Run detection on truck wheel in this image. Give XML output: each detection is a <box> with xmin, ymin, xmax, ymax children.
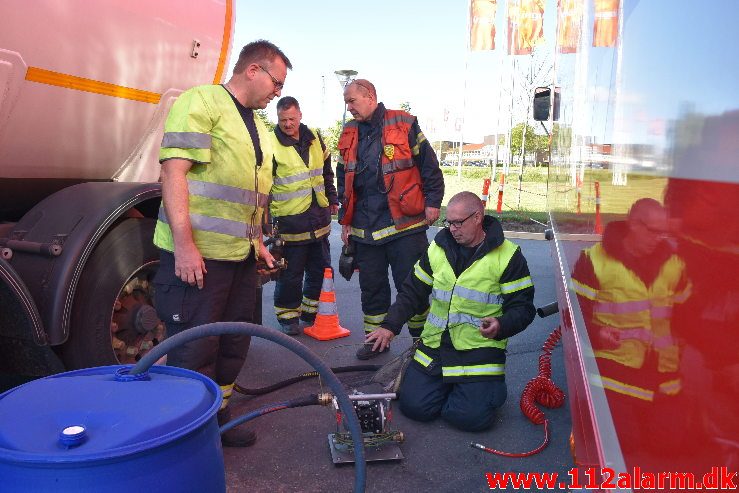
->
<box><xmin>61</xmin><ymin>217</ymin><xmax>163</xmax><ymax>369</ymax></box>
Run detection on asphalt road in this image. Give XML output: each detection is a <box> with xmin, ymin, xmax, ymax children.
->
<box><xmin>223</xmin><ymin>222</ymin><xmax>573</xmax><ymax>492</ymax></box>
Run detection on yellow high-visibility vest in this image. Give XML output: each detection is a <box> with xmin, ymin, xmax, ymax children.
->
<box><xmin>154</xmin><ymin>85</ymin><xmax>272</xmax><ymax>261</ymax></box>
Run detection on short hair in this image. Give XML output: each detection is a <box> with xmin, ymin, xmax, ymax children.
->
<box><xmin>347</xmin><ymin>79</ymin><xmax>377</xmax><ymax>100</ymax></box>
<box><xmin>233</xmin><ymin>39</ymin><xmax>292</xmax><ymax>74</ymax></box>
<box><xmin>448</xmin><ymin>191</ymin><xmax>484</xmax><ymax>215</ymax></box>
<box><xmin>276</xmin><ymin>96</ymin><xmax>300</xmax><ymax>112</ymax></box>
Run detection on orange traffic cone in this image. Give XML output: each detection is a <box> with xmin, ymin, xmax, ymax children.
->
<box><xmin>304</xmin><ymin>268</ymin><xmax>351</xmax><ymax>341</ymax></box>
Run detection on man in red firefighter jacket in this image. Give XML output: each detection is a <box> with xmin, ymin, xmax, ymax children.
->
<box><xmin>337</xmin><ymin>79</ymin><xmax>444</xmax><ymax>359</ymax></box>
<box><xmin>572</xmin><ymin>198</ymin><xmax>689</xmax><ymax>466</ymax></box>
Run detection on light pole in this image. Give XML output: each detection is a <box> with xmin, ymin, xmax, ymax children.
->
<box><xmin>334</xmin><ymin>69</ymin><xmax>358</xmax><ymax>128</ymax></box>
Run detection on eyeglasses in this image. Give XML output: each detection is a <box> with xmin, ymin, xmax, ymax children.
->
<box><xmin>258</xmin><ymin>65</ymin><xmax>284</xmax><ymax>90</ymax></box>
<box><xmin>443</xmin><ymin>211</ymin><xmax>476</xmax><ymax>229</ymax></box>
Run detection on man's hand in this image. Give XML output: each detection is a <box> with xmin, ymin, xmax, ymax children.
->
<box><xmin>425</xmin><ymin>206</ymin><xmax>440</xmax><ymax>226</ymax></box>
<box><xmin>341</xmin><ymin>223</ymin><xmax>351</xmax><ymax>245</ymax></box>
<box><xmin>257</xmin><ymin>243</ymin><xmax>275</xmax><ymax>269</ymax></box>
<box><xmin>366</xmin><ymin>327</ymin><xmax>395</xmax><ymax>352</ymax></box>
<box><xmin>174</xmin><ymin>242</ymin><xmax>207</xmax><ymax>289</ymax></box>
<box><xmin>479</xmin><ymin>317</ymin><xmax>500</xmax><ymax>339</ymax></box>
<box><xmin>330</xmin><ymin>203</ymin><xmax>340</xmax><ymax>215</ymax></box>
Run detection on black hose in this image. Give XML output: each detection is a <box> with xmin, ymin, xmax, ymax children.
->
<box><xmin>131</xmin><ymin>322</ymin><xmax>366</xmax><ymax>493</ymax></box>
<box><xmin>220</xmin><ymin>394</ymin><xmax>320</xmax><ymax>434</ymax></box>
<box><xmin>234</xmin><ymin>364</ymin><xmax>382</xmax><ymax>395</ymax></box>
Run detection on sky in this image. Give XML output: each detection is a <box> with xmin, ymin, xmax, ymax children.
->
<box><xmin>225</xmin><ymin>0</ymin><xmax>739</xmax><ymax>150</ymax></box>
<box><xmin>226</xmin><ymin>0</ymin><xmax>508</xmax><ymax>142</ymax></box>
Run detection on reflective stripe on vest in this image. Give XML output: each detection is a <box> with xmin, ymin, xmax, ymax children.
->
<box><xmin>601</xmin><ymin>376</ymin><xmax>655</xmax><ymax>402</ymax></box>
<box><xmin>421</xmin><ymin>239</ymin><xmax>523</xmax><ymax>352</ymax></box>
<box><xmin>155</xmin><ymin>84</ymin><xmax>272</xmax><ymax>260</ymax></box>
<box><xmin>413</xmin><ymin>348</ymin><xmax>433</xmax><ymax>367</ymax></box>
<box><xmin>157</xmin><ymin>208</ymin><xmax>261</xmax><ymax>239</ymax></box>
<box><xmin>280</xmin><ymin>224</ymin><xmax>331</xmax><ymax>242</ymax></box>
<box><xmin>442</xmin><ymin>363</ymin><xmax>505</xmax><ymax>378</ymax></box>
<box><xmin>270</xmin><ymin>128</ymin><xmax>329</xmax><ymax>217</ymax></box>
<box><xmin>161</xmin><ymin>132</ymin><xmax>212</xmax><ymax>150</ymax></box>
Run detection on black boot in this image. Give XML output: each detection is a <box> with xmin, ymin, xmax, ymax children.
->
<box><xmin>217</xmin><ymin>407</ymin><xmax>257</xmax><ymax>447</ymax></box>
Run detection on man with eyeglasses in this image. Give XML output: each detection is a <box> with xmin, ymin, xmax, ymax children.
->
<box><xmin>337</xmin><ymin>79</ymin><xmax>444</xmax><ymax>360</ymax></box>
<box><xmin>268</xmin><ymin>96</ymin><xmax>339</xmax><ymax>335</ymax></box>
<box><xmin>364</xmin><ymin>191</ymin><xmax>535</xmax><ymax>431</ymax></box>
<box><xmin>571</xmin><ymin>198</ymin><xmax>687</xmax><ymax>459</ymax></box>
<box><xmin>153</xmin><ymin>40</ymin><xmax>291</xmax><ymax>448</ymax></box>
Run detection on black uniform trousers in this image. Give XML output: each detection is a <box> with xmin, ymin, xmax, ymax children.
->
<box><xmin>398</xmin><ymin>362</ymin><xmax>507</xmax><ymax>432</ymax></box>
<box><xmin>273</xmin><ymin>237</ymin><xmax>331</xmax><ymax>326</ymax></box>
<box><xmin>154</xmin><ymin>249</ymin><xmax>257</xmax><ymax>386</ymax></box>
<box><xmin>354</xmin><ymin>232</ymin><xmax>429</xmax><ymax>336</ymax></box>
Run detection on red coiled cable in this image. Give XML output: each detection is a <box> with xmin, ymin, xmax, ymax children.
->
<box><xmin>471</xmin><ymin>326</ymin><xmax>565</xmax><ymax>458</ymax></box>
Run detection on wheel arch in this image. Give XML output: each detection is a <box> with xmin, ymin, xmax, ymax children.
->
<box><xmin>4</xmin><ymin>182</ymin><xmax>162</xmax><ymax>347</ymax></box>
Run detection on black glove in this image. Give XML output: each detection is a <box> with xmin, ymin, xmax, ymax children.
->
<box><xmin>338</xmin><ymin>241</ymin><xmax>356</xmax><ymax>281</ymax></box>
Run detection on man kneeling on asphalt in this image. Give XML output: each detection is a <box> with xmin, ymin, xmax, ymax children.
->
<box><xmin>365</xmin><ymin>191</ymin><xmax>536</xmax><ymax>431</ymax></box>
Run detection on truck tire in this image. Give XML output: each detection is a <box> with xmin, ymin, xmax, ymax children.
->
<box><xmin>61</xmin><ymin>217</ymin><xmax>163</xmax><ymax>369</ymax></box>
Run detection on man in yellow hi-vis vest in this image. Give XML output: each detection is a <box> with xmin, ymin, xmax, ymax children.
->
<box><xmin>366</xmin><ymin>192</ymin><xmax>536</xmax><ymax>431</ymax></box>
<box><xmin>572</xmin><ymin>198</ymin><xmax>688</xmax><ymax>464</ymax></box>
<box><xmin>269</xmin><ymin>96</ymin><xmax>338</xmax><ymax>335</ymax></box>
<box><xmin>152</xmin><ymin>40</ymin><xmax>292</xmax><ymax>448</ymax></box>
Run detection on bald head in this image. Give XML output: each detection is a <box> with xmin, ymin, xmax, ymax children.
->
<box><xmin>445</xmin><ymin>191</ymin><xmax>485</xmax><ymax>247</ymax></box>
<box><xmin>346</xmin><ymin>79</ymin><xmax>377</xmax><ymax>100</ymax></box>
<box><xmin>628</xmin><ymin>198</ymin><xmax>665</xmax><ymax>224</ymax></box>
<box><xmin>625</xmin><ymin>198</ymin><xmax>669</xmax><ymax>256</ymax></box>
<box><xmin>344</xmin><ymin>79</ymin><xmax>378</xmax><ymax>122</ymax></box>
<box><xmin>448</xmin><ymin>191</ymin><xmax>484</xmax><ymax>216</ymax></box>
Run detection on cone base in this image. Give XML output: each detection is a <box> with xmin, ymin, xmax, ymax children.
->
<box><xmin>304</xmin><ymin>324</ymin><xmax>351</xmax><ymax>341</ymax></box>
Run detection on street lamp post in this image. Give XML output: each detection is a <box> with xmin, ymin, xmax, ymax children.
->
<box><xmin>334</xmin><ymin>69</ymin><xmax>358</xmax><ymax>128</ymax></box>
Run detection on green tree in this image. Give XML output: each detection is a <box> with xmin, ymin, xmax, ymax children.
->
<box><xmin>322</xmin><ymin>119</ymin><xmax>345</xmax><ymax>157</ymax></box>
<box><xmin>400</xmin><ymin>101</ymin><xmax>412</xmax><ymax>113</ymax></box>
<box><xmin>255</xmin><ymin>109</ymin><xmax>275</xmax><ymax>131</ymax></box>
<box><xmin>510</xmin><ymin>122</ymin><xmax>548</xmax><ymax>162</ymax></box>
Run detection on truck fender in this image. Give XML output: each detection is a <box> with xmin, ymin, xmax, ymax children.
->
<box><xmin>4</xmin><ymin>181</ymin><xmax>161</xmax><ymax>346</ymax></box>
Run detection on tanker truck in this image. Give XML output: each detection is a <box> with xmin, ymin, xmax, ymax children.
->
<box><xmin>0</xmin><ymin>0</ymin><xmax>235</xmax><ymax>379</ymax></box>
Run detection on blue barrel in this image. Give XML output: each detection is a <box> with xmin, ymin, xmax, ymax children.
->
<box><xmin>0</xmin><ymin>365</ymin><xmax>225</xmax><ymax>492</ymax></box>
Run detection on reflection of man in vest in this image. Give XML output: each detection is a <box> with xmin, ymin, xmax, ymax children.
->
<box><xmin>337</xmin><ymin>79</ymin><xmax>444</xmax><ymax>360</ymax></box>
<box><xmin>366</xmin><ymin>192</ymin><xmax>535</xmax><ymax>431</ymax></box>
<box><xmin>269</xmin><ymin>97</ymin><xmax>338</xmax><ymax>335</ymax></box>
<box><xmin>572</xmin><ymin>198</ymin><xmax>689</xmax><ymax>464</ymax></box>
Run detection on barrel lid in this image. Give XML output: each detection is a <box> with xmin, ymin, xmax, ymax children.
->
<box><xmin>0</xmin><ymin>365</ymin><xmax>220</xmax><ymax>463</ymax></box>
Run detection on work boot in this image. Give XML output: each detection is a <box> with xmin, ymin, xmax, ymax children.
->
<box><xmin>217</xmin><ymin>407</ymin><xmax>257</xmax><ymax>448</ymax></box>
<box><xmin>278</xmin><ymin>321</ymin><xmax>300</xmax><ymax>336</ymax></box>
<box><xmin>356</xmin><ymin>343</ymin><xmax>389</xmax><ymax>360</ymax></box>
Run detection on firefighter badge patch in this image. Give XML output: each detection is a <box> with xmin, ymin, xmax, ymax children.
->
<box><xmin>383</xmin><ymin>145</ymin><xmax>394</xmax><ymax>160</ymax></box>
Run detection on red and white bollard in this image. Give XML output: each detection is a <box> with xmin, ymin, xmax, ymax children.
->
<box><xmin>594</xmin><ymin>181</ymin><xmax>603</xmax><ymax>234</ymax></box>
<box><xmin>481</xmin><ymin>178</ymin><xmax>491</xmax><ymax>208</ymax></box>
<box><xmin>496</xmin><ymin>173</ymin><xmax>505</xmax><ymax>214</ymax></box>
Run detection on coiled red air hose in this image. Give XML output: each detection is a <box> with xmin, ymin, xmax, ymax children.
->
<box><xmin>471</xmin><ymin>326</ymin><xmax>565</xmax><ymax>457</ymax></box>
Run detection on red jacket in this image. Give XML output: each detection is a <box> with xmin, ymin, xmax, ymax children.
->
<box><xmin>338</xmin><ymin>109</ymin><xmax>426</xmax><ymax>230</ymax></box>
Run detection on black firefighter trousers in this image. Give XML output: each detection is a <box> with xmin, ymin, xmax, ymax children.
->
<box><xmin>153</xmin><ymin>250</ymin><xmax>256</xmax><ymax>386</ymax></box>
<box><xmin>354</xmin><ymin>231</ymin><xmax>429</xmax><ymax>337</ymax></box>
<box><xmin>273</xmin><ymin>237</ymin><xmax>331</xmax><ymax>327</ymax></box>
